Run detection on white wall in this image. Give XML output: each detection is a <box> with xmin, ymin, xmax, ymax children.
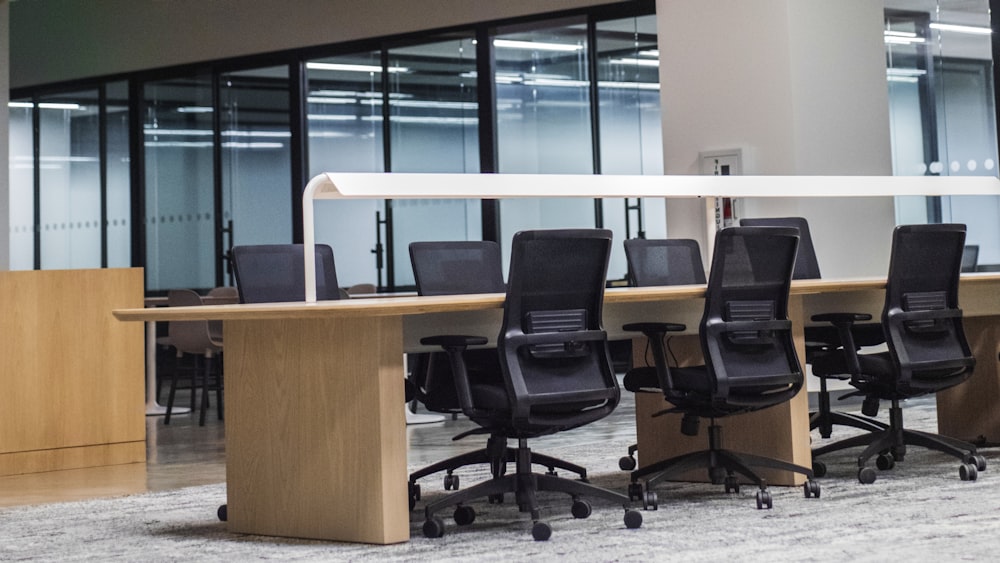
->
<box><xmin>657</xmin><ymin>0</ymin><xmax>896</xmax><ymax>278</ymax></box>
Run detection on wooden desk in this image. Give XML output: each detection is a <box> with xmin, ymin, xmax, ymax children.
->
<box><xmin>111</xmin><ymin>274</ymin><xmax>1000</xmax><ymax>544</ymax></box>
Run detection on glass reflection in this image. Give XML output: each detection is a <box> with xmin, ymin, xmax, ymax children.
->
<box><xmin>9</xmin><ymin>99</ymin><xmax>35</xmax><ymax>270</ymax></box>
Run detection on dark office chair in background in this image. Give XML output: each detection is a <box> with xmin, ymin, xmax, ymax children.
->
<box><xmin>740</xmin><ymin>216</ymin><xmax>886</xmax><ymax>440</ymax></box>
<box><xmin>408</xmin><ymin>241</ymin><xmax>594</xmax><ymax>507</ymax></box>
<box><xmin>618</xmin><ymin>238</ymin><xmax>706</xmax><ymax>471</ymax></box>
<box><xmin>419</xmin><ymin>229</ymin><xmax>643</xmax><ymax>540</ymax></box>
<box><xmin>230</xmin><ymin>243</ymin><xmax>342</xmax><ymax>303</ymax></box>
<box><xmin>810</xmin><ymin>224</ymin><xmax>985</xmax><ymax>484</ymax></box>
<box><xmin>962</xmin><ymin>244</ymin><xmax>980</xmax><ymax>273</ymax></box>
<box><xmin>623</xmin><ymin>226</ymin><xmax>820</xmax><ymax>509</ymax></box>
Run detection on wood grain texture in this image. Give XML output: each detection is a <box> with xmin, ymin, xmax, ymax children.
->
<box><xmin>0</xmin><ymin>268</ymin><xmax>145</xmax><ymax>476</ymax></box>
<box><xmin>224</xmin><ymin>316</ymin><xmax>408</xmax><ymax>544</ymax></box>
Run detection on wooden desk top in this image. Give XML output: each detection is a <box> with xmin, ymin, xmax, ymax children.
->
<box><xmin>113</xmin><ymin>273</ymin><xmax>1000</xmax><ymax>323</ymax></box>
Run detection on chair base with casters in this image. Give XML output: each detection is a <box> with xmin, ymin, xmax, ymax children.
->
<box><xmin>809</xmin><ymin>375</ymin><xmax>887</xmax><ymax>439</ymax></box>
<box><xmin>421</xmin><ymin>437</ymin><xmax>643</xmax><ymax>540</ymax></box>
<box><xmin>408</xmin><ymin>434</ymin><xmax>588</xmax><ymax>512</ymax></box>
<box><xmin>628</xmin><ymin>418</ymin><xmax>820</xmax><ymax>510</ymax></box>
<box><xmin>811</xmin><ymin>398</ymin><xmax>986</xmax><ymax>484</ymax></box>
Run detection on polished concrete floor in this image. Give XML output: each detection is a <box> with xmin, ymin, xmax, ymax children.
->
<box><xmin>0</xmin><ymin>384</ymin><xmax>639</xmax><ymax>509</ymax></box>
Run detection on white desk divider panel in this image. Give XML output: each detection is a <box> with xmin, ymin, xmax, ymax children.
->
<box><xmin>301</xmin><ymin>172</ymin><xmax>1000</xmax><ymax>301</ymax></box>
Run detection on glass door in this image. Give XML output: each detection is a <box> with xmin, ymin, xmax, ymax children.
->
<box><xmin>143</xmin><ymin>74</ymin><xmax>217</xmax><ymax>291</ymax></box>
<box><xmin>595</xmin><ymin>14</ymin><xmax>665</xmax><ymax>282</ymax></box>
<box><xmin>220</xmin><ymin>65</ymin><xmax>294</xmax><ymax>285</ymax></box>
<box><xmin>387</xmin><ymin>34</ymin><xmax>480</xmax><ymax>289</ymax></box>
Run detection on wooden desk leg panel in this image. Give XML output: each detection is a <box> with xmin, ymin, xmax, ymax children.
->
<box><xmin>224</xmin><ymin>317</ymin><xmax>408</xmax><ymax>544</ymax></box>
<box><xmin>937</xmin><ymin>316</ymin><xmax>1000</xmax><ymax>445</ymax></box>
<box><xmin>632</xmin><ymin>297</ymin><xmax>810</xmax><ymax>487</ymax></box>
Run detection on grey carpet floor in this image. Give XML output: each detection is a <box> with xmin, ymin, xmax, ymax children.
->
<box><xmin>3</xmin><ymin>398</ymin><xmax>998</xmax><ymax>562</ymax></box>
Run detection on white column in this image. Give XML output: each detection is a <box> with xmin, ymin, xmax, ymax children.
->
<box><xmin>657</xmin><ymin>0</ymin><xmax>895</xmax><ymax>277</ymax></box>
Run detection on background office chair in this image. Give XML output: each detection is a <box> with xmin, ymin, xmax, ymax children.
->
<box><xmin>810</xmin><ymin>224</ymin><xmax>985</xmax><ymax>484</ymax></box>
<box><xmin>164</xmin><ymin>289</ymin><xmax>224</xmax><ymax>426</ymax></box>
<box><xmin>419</xmin><ymin>229</ymin><xmax>643</xmax><ymax>540</ymax></box>
<box><xmin>623</xmin><ymin>226</ymin><xmax>820</xmax><ymax>509</ymax></box>
<box><xmin>740</xmin><ymin>216</ymin><xmax>885</xmax><ymax>439</ymax></box>
<box><xmin>962</xmin><ymin>244</ymin><xmax>980</xmax><ymax>273</ymax></box>
<box><xmin>618</xmin><ymin>238</ymin><xmax>706</xmax><ymax>471</ymax></box>
<box><xmin>230</xmin><ymin>243</ymin><xmax>342</xmax><ymax>303</ymax></box>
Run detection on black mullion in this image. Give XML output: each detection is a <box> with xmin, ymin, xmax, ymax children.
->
<box><xmin>290</xmin><ymin>61</ymin><xmax>307</xmax><ymax>244</ymax></box>
<box><xmin>32</xmin><ymin>96</ymin><xmax>41</xmax><ymax>270</ymax></box>
<box><xmin>128</xmin><ymin>79</ymin><xmax>145</xmax><ymax>272</ymax></box>
<box><xmin>99</xmin><ymin>84</ymin><xmax>108</xmax><ymax>268</ymax></box>
<box><xmin>587</xmin><ymin>16</ymin><xmax>603</xmax><ymax>228</ymax></box>
<box><xmin>212</xmin><ymin>72</ymin><xmax>225</xmax><ymax>287</ymax></box>
<box><xmin>381</xmin><ymin>48</ymin><xmax>395</xmax><ymax>291</ymax></box>
<box><xmin>476</xmin><ymin>25</ymin><xmax>500</xmax><ymax>243</ymax></box>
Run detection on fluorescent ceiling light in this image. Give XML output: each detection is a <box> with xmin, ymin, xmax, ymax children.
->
<box><xmin>884</xmin><ymin>30</ymin><xmax>925</xmax><ymax>45</ymax></box>
<box><xmin>306</xmin><ymin>96</ymin><xmax>357</xmax><ymax>105</ymax></box>
<box><xmin>176</xmin><ymin>106</ymin><xmax>213</xmax><ymax>113</ymax></box>
<box><xmin>608</xmin><ymin>57</ymin><xmax>659</xmax><ymax>67</ymax></box>
<box><xmin>493</xmin><ymin>39</ymin><xmax>583</xmax><ymax>52</ymax></box>
<box><xmin>638</xmin><ymin>49</ymin><xmax>659</xmax><ymax>58</ymax></box>
<box><xmin>8</xmin><ymin>101</ymin><xmax>83</xmax><ymax>110</ymax></box>
<box><xmin>307</xmin><ymin>114</ymin><xmax>359</xmax><ymax>121</ymax></box>
<box><xmin>306</xmin><ymin>62</ymin><xmax>409</xmax><ymax>73</ymax></box>
<box><xmin>929</xmin><ymin>22</ymin><xmax>992</xmax><ymax>35</ymax></box>
<box><xmin>597</xmin><ymin>80</ymin><xmax>660</xmax><ymax>91</ymax></box>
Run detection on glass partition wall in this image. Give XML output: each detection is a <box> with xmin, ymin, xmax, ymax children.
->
<box><xmin>885</xmin><ymin>0</ymin><xmax>1000</xmax><ymax>269</ymax></box>
<box><xmin>12</xmin><ymin>1</ymin><xmax>1000</xmax><ymax>288</ymax></box>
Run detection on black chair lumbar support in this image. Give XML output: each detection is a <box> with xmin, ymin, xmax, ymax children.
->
<box><xmin>406</xmin><ymin>241</ymin><xmax>592</xmax><ymax>512</ymax></box>
<box><xmin>419</xmin><ymin>229</ymin><xmax>644</xmax><ymax>540</ymax></box>
<box><xmin>810</xmin><ymin>223</ymin><xmax>985</xmax><ymax>484</ymax></box>
<box><xmin>740</xmin><ymin>216</ymin><xmax>887</xmax><ymax>441</ymax></box>
<box><xmin>618</xmin><ymin>237</ymin><xmax>706</xmax><ymax>472</ymax></box>
<box><xmin>622</xmin><ymin>226</ymin><xmax>820</xmax><ymax>510</ymax></box>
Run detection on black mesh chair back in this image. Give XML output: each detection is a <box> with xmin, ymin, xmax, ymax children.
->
<box><xmin>499</xmin><ymin>229</ymin><xmax>619</xmax><ymax>430</ymax></box>
<box><xmin>739</xmin><ymin>216</ymin><xmax>820</xmax><ymax>280</ymax></box>
<box><xmin>410</xmin><ymin>241</ymin><xmax>505</xmax><ymax>296</ymax></box>
<box><xmin>962</xmin><ymin>244</ymin><xmax>980</xmax><ymax>273</ymax></box>
<box><xmin>624</xmin><ymin>238</ymin><xmax>706</xmax><ymax>287</ymax></box>
<box><xmin>699</xmin><ymin>226</ymin><xmax>803</xmax><ymax>409</ymax></box>
<box><xmin>882</xmin><ymin>224</ymin><xmax>975</xmax><ymax>395</ymax></box>
<box><xmin>231</xmin><ymin>244</ymin><xmax>341</xmax><ymax>303</ymax></box>
<box><xmin>408</xmin><ymin>241</ymin><xmax>505</xmax><ymax>413</ymax></box>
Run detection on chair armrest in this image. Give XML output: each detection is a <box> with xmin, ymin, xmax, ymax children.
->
<box><xmin>419</xmin><ymin>334</ymin><xmax>489</xmax><ymax>418</ymax></box>
<box><xmin>811</xmin><ymin>312</ymin><xmax>872</xmax><ymax>325</ymax></box>
<box><xmin>622</xmin><ymin>322</ymin><xmax>686</xmax><ymax>334</ymax></box>
<box><xmin>420</xmin><ymin>335</ymin><xmax>489</xmax><ymax>347</ymax></box>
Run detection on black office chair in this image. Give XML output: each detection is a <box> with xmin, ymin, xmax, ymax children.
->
<box><xmin>419</xmin><ymin>229</ymin><xmax>643</xmax><ymax>540</ymax></box>
<box><xmin>810</xmin><ymin>224</ymin><xmax>985</xmax><ymax>484</ymax></box>
<box><xmin>623</xmin><ymin>226</ymin><xmax>820</xmax><ymax>509</ymax></box>
<box><xmin>618</xmin><ymin>238</ymin><xmax>706</xmax><ymax>471</ymax></box>
<box><xmin>406</xmin><ymin>241</ymin><xmax>593</xmax><ymax>509</ymax></box>
<box><xmin>230</xmin><ymin>243</ymin><xmax>342</xmax><ymax>303</ymax></box>
<box><xmin>740</xmin><ymin>216</ymin><xmax>886</xmax><ymax>439</ymax></box>
<box><xmin>962</xmin><ymin>244</ymin><xmax>980</xmax><ymax>273</ymax></box>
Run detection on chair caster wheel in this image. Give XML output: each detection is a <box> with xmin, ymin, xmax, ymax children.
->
<box><xmin>217</xmin><ymin>504</ymin><xmax>227</xmax><ymax>522</ymax></box>
<box><xmin>531</xmin><ymin>521</ymin><xmax>552</xmax><ymax>541</ymax></box>
<box><xmin>642</xmin><ymin>491</ymin><xmax>658</xmax><ymax>510</ymax></box>
<box><xmin>724</xmin><ymin>476</ymin><xmax>740</xmax><ymax>494</ymax></box>
<box><xmin>628</xmin><ymin>482</ymin><xmax>643</xmax><ymax>501</ymax></box>
<box><xmin>423</xmin><ymin>516</ymin><xmax>445</xmax><ymax>538</ymax></box>
<box><xmin>804</xmin><ymin>480</ymin><xmax>821</xmax><ymax>499</ymax></box>
<box><xmin>858</xmin><ymin>466</ymin><xmax>877</xmax><ymax>484</ymax></box>
<box><xmin>443</xmin><ymin>473</ymin><xmax>460</xmax><ymax>490</ymax></box>
<box><xmin>876</xmin><ymin>453</ymin><xmax>895</xmax><ymax>470</ymax></box>
<box><xmin>571</xmin><ymin>499</ymin><xmax>592</xmax><ymax>519</ymax></box>
<box><xmin>624</xmin><ymin>509</ymin><xmax>643</xmax><ymax>529</ymax></box>
<box><xmin>709</xmin><ymin>466</ymin><xmax>727</xmax><ymax>485</ymax></box>
<box><xmin>408</xmin><ymin>482</ymin><xmax>421</xmax><ymax>511</ymax></box>
<box><xmin>812</xmin><ymin>460</ymin><xmax>827</xmax><ymax>478</ymax></box>
<box><xmin>454</xmin><ymin>505</ymin><xmax>476</xmax><ymax>526</ymax></box>
<box><xmin>755</xmin><ymin>489</ymin><xmax>773</xmax><ymax>510</ymax></box>
<box><xmin>619</xmin><ymin>455</ymin><xmax>637</xmax><ymax>471</ymax></box>
<box><xmin>964</xmin><ymin>454</ymin><xmax>987</xmax><ymax>472</ymax></box>
<box><xmin>960</xmin><ymin>463</ymin><xmax>978</xmax><ymax>481</ymax></box>
<box><xmin>488</xmin><ymin>493</ymin><xmax>505</xmax><ymax>504</ymax></box>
